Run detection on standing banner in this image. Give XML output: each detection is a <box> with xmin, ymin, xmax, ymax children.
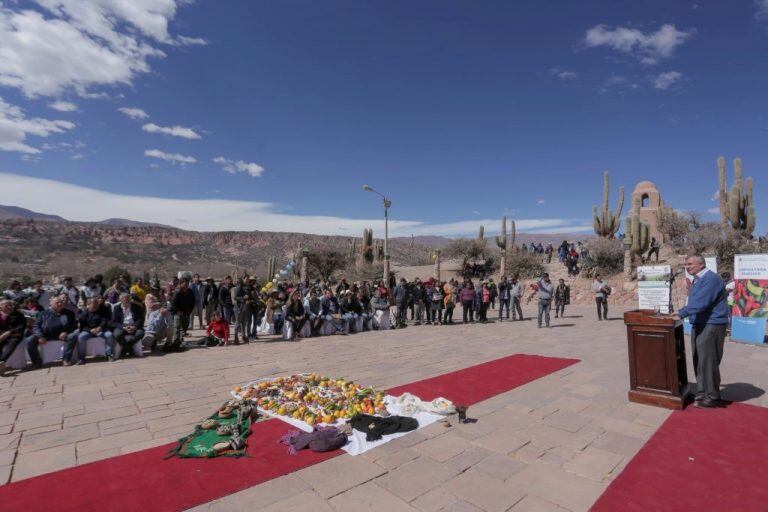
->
<box><xmin>637</xmin><ymin>265</ymin><xmax>672</xmax><ymax>313</ymax></box>
<box><xmin>731</xmin><ymin>253</ymin><xmax>768</xmax><ymax>345</ymax></box>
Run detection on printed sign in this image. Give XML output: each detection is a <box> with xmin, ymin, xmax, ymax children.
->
<box><xmin>637</xmin><ymin>265</ymin><xmax>672</xmax><ymax>314</ymax></box>
<box><xmin>731</xmin><ymin>254</ymin><xmax>768</xmax><ymax>345</ymax></box>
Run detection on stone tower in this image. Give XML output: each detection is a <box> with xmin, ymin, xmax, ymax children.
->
<box><xmin>631</xmin><ymin>181</ymin><xmax>663</xmax><ymax>242</ymax></box>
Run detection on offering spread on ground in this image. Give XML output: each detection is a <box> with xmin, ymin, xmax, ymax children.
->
<box><xmin>234</xmin><ymin>373</ymin><xmax>388</xmax><ymax>426</ymax></box>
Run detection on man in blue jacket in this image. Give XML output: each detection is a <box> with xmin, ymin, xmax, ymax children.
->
<box><xmin>25</xmin><ymin>295</ymin><xmax>78</xmax><ymax>369</ymax></box>
<box><xmin>674</xmin><ymin>255</ymin><xmax>730</xmax><ymax>408</ymax></box>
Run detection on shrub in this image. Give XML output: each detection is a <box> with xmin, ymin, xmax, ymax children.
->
<box><xmin>581</xmin><ymin>238</ymin><xmax>624</xmax><ymax>277</ymax></box>
<box><xmin>443</xmin><ymin>238</ymin><xmax>484</xmax><ymax>260</ymax></box>
<box><xmin>506</xmin><ymin>251</ymin><xmax>545</xmax><ymax>279</ymax></box>
<box><xmin>306</xmin><ymin>249</ymin><xmax>349</xmax><ymax>282</ymax></box>
<box><xmin>102</xmin><ymin>266</ymin><xmax>131</xmax><ymax>286</ymax></box>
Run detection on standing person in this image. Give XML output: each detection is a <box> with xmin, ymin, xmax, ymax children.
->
<box><xmin>129</xmin><ymin>277</ymin><xmax>149</xmax><ymax>305</ymax></box>
<box><xmin>497</xmin><ymin>276</ymin><xmax>510</xmax><ymax>321</ymax></box>
<box><xmin>545</xmin><ymin>244</ymin><xmax>554</xmax><ymax>264</ymax></box>
<box><xmin>58</xmin><ymin>277</ymin><xmax>80</xmax><ymax>308</ymax></box>
<box><xmin>0</xmin><ymin>299</ymin><xmax>26</xmax><ymax>375</ymax></box>
<box><xmin>394</xmin><ymin>278</ymin><xmax>409</xmax><ymax>328</ymax></box>
<box><xmin>554</xmin><ymin>279</ymin><xmax>570</xmax><ymax>318</ymax></box>
<box><xmin>25</xmin><ymin>296</ymin><xmax>78</xmax><ymax>369</ymax></box>
<box><xmin>674</xmin><ymin>255</ymin><xmax>730</xmax><ymax>408</ymax></box>
<box><xmin>509</xmin><ymin>276</ymin><xmax>524</xmax><ymax>321</ymax></box>
<box><xmin>189</xmin><ymin>274</ymin><xmax>204</xmax><ymax>330</ymax></box>
<box><xmin>459</xmin><ymin>280</ymin><xmax>476</xmax><ymax>324</ymax></box>
<box><xmin>592</xmin><ymin>274</ymin><xmax>611</xmax><ymax>321</ymax></box>
<box><xmin>479</xmin><ymin>281</ymin><xmax>491</xmax><ymax>323</ymax></box>
<box><xmin>218</xmin><ymin>276</ymin><xmax>234</xmax><ymax>324</ymax></box>
<box><xmin>646</xmin><ymin>237</ymin><xmax>661</xmax><ymax>263</ymax></box>
<box><xmin>443</xmin><ymin>280</ymin><xmax>455</xmax><ymax>324</ymax></box>
<box><xmin>411</xmin><ymin>280</ymin><xmax>425</xmax><ymax>326</ymax></box>
<box><xmin>536</xmin><ymin>273</ymin><xmax>554</xmax><ymax>328</ymax></box>
<box><xmin>168</xmin><ymin>277</ymin><xmax>195</xmax><ymax>352</ymax></box>
<box><xmin>232</xmin><ymin>278</ymin><xmax>247</xmax><ymax>343</ymax></box>
<box><xmin>431</xmin><ymin>282</ymin><xmax>444</xmax><ymax>325</ymax></box>
<box><xmin>488</xmin><ymin>279</ymin><xmax>498</xmax><ymax>311</ymax></box>
<box><xmin>201</xmin><ymin>277</ymin><xmax>218</xmax><ymax>324</ymax></box>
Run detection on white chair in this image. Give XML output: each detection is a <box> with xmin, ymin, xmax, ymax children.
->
<box><xmin>84</xmin><ymin>337</ymin><xmax>106</xmax><ymax>358</ymax></box>
<box><xmin>5</xmin><ymin>340</ymin><xmax>28</xmax><ymax>370</ymax></box>
<box><xmin>40</xmin><ymin>340</ymin><xmax>64</xmax><ymax>364</ymax></box>
<box><xmin>298</xmin><ymin>321</ymin><xmax>312</xmax><ymax>338</ymax></box>
<box><xmin>374</xmin><ymin>310</ymin><xmax>391</xmax><ymax>330</ymax></box>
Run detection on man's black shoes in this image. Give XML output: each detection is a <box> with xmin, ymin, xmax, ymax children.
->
<box><xmin>695</xmin><ymin>397</ymin><xmax>728</xmax><ymax>408</ymax></box>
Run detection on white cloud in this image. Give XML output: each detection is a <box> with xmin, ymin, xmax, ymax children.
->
<box><xmin>144</xmin><ymin>148</ymin><xmax>196</xmax><ymax>164</ymax></box>
<box><xmin>585</xmin><ymin>24</ymin><xmax>694</xmax><ymax>64</ymax></box>
<box><xmin>142</xmin><ymin>122</ymin><xmax>201</xmax><ymax>139</ymax></box>
<box><xmin>48</xmin><ymin>101</ymin><xmax>77</xmax><ymax>112</ymax></box>
<box><xmin>537</xmin><ymin>199</ymin><xmax>546</xmax><ymax>204</ymax></box>
<box><xmin>175</xmin><ymin>35</ymin><xmax>207</xmax><ymax>46</ymax></box>
<box><xmin>549</xmin><ymin>67</ymin><xmax>578</xmax><ymax>80</ymax></box>
<box><xmin>757</xmin><ymin>0</ymin><xmax>768</xmax><ymax>20</ymax></box>
<box><xmin>0</xmin><ymin>1</ymin><xmax>201</xmax><ymax>98</ymax></box>
<box><xmin>213</xmin><ymin>156</ymin><xmax>264</xmax><ymax>177</ymax></box>
<box><xmin>118</xmin><ymin>107</ymin><xmax>149</xmax><ymax>119</ymax></box>
<box><xmin>0</xmin><ymin>173</ymin><xmax>593</xmax><ymax>236</ymax></box>
<box><xmin>652</xmin><ymin>71</ymin><xmax>683</xmax><ymax>90</ymax></box>
<box><xmin>70</xmin><ymin>153</ymin><xmax>84</xmax><ymax>160</ymax></box>
<box><xmin>0</xmin><ymin>97</ymin><xmax>76</xmax><ymax>153</ymax></box>
<box><xmin>707</xmin><ymin>207</ymin><xmax>720</xmax><ymax>214</ymax></box>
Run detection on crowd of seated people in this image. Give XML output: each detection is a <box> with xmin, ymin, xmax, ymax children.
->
<box><xmin>0</xmin><ymin>270</ymin><xmax>534</xmax><ymax>374</ymax></box>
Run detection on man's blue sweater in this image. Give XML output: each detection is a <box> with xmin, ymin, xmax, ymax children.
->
<box><xmin>678</xmin><ymin>270</ymin><xmax>729</xmax><ymax>325</ymax></box>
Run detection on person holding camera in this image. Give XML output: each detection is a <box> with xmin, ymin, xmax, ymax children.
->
<box><xmin>592</xmin><ymin>274</ymin><xmax>611</xmax><ymax>321</ymax></box>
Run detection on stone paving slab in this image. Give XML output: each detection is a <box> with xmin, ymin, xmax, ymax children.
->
<box><xmin>0</xmin><ymin>305</ymin><xmax>765</xmax><ymax>512</ymax></box>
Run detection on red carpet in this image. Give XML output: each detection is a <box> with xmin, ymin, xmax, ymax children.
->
<box><xmin>0</xmin><ymin>353</ymin><xmax>578</xmax><ymax>512</ymax></box>
<box><xmin>388</xmin><ymin>354</ymin><xmax>579</xmax><ymax>405</ymax></box>
<box><xmin>591</xmin><ymin>402</ymin><xmax>768</xmax><ymax>512</ymax></box>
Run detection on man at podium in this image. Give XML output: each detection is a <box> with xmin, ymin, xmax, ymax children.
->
<box><xmin>673</xmin><ymin>255</ymin><xmax>730</xmax><ymax>409</ymax></box>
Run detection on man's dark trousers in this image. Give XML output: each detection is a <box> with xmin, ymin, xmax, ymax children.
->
<box><xmin>691</xmin><ymin>323</ymin><xmax>726</xmax><ymax>400</ymax></box>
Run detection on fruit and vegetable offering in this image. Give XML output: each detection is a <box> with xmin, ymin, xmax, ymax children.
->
<box><xmin>233</xmin><ymin>373</ymin><xmax>388</xmax><ymax>426</ymax></box>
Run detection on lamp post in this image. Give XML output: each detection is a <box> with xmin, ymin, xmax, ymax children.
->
<box><xmin>362</xmin><ymin>185</ymin><xmax>392</xmax><ymax>285</ymax></box>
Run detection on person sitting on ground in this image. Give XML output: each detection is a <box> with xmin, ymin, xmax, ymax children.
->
<box><xmin>112</xmin><ymin>292</ymin><xmax>145</xmax><ymax>360</ymax></box>
<box><xmin>142</xmin><ymin>294</ymin><xmax>173</xmax><ymax>351</ymax></box>
<box><xmin>68</xmin><ymin>296</ymin><xmax>114</xmax><ymax>365</ymax></box>
<box><xmin>0</xmin><ymin>299</ymin><xmax>26</xmax><ymax>375</ymax></box>
<box><xmin>304</xmin><ymin>289</ymin><xmax>324</xmax><ymax>336</ymax></box>
<box><xmin>284</xmin><ymin>290</ymin><xmax>307</xmax><ymax>341</ymax></box>
<box><xmin>168</xmin><ymin>277</ymin><xmax>195</xmax><ymax>352</ymax></box>
<box><xmin>202</xmin><ymin>310</ymin><xmax>230</xmax><ymax>346</ymax></box>
<box><xmin>25</xmin><ymin>295</ymin><xmax>78</xmax><ymax>369</ymax></box>
<box><xmin>3</xmin><ymin>280</ymin><xmax>27</xmax><ymax>305</ymax></box>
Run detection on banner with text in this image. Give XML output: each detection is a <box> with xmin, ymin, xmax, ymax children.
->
<box><xmin>732</xmin><ymin>253</ymin><xmax>768</xmax><ymax>345</ymax></box>
<box><xmin>637</xmin><ymin>265</ymin><xmax>672</xmax><ymax>314</ymax></box>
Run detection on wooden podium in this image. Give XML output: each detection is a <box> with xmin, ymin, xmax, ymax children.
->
<box><xmin>624</xmin><ymin>310</ymin><xmax>691</xmax><ymax>409</ymax></box>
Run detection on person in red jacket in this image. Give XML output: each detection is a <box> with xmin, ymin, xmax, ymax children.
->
<box><xmin>203</xmin><ymin>310</ymin><xmax>230</xmax><ymax>346</ymax></box>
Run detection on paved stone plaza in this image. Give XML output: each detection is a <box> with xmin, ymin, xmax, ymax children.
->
<box><xmin>1</xmin><ymin>305</ymin><xmax>766</xmax><ymax>511</ymax></box>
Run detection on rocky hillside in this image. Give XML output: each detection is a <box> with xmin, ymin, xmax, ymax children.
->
<box><xmin>0</xmin><ymin>218</ymin><xmax>436</xmax><ymax>282</ymax></box>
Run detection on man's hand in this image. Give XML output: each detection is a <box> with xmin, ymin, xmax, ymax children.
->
<box><xmin>0</xmin><ymin>331</ymin><xmax>10</xmax><ymax>342</ymax></box>
<box><xmin>670</xmin><ymin>315</ymin><xmax>682</xmax><ymax>321</ymax></box>
<box><xmin>58</xmin><ymin>332</ymin><xmax>67</xmax><ymax>340</ymax></box>
<box><xmin>91</xmin><ymin>327</ymin><xmax>101</xmax><ymax>335</ymax></box>
<box><xmin>39</xmin><ymin>337</ymin><xmax>47</xmax><ymax>345</ymax></box>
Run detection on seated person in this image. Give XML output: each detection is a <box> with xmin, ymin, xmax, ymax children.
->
<box><xmin>20</xmin><ymin>296</ymin><xmax>44</xmax><ymax>316</ymax></box>
<box><xmin>284</xmin><ymin>290</ymin><xmax>307</xmax><ymax>341</ymax></box>
<box><xmin>357</xmin><ymin>290</ymin><xmax>373</xmax><ymax>330</ymax></box>
<box><xmin>0</xmin><ymin>299</ymin><xmax>26</xmax><ymax>375</ymax></box>
<box><xmin>2</xmin><ymin>280</ymin><xmax>27</xmax><ymax>304</ymax></box>
<box><xmin>320</xmin><ymin>289</ymin><xmax>348</xmax><ymax>334</ymax></box>
<box><xmin>303</xmin><ymin>289</ymin><xmax>324</xmax><ymax>336</ymax></box>
<box><xmin>112</xmin><ymin>293</ymin><xmax>145</xmax><ymax>360</ymax></box>
<box><xmin>67</xmin><ymin>296</ymin><xmax>114</xmax><ymax>365</ymax></box>
<box><xmin>340</xmin><ymin>290</ymin><xmax>362</xmax><ymax>331</ymax></box>
<box><xmin>202</xmin><ymin>310</ymin><xmax>229</xmax><ymax>346</ymax></box>
<box><xmin>142</xmin><ymin>294</ymin><xmax>173</xmax><ymax>351</ymax></box>
<box><xmin>24</xmin><ymin>296</ymin><xmax>78</xmax><ymax>369</ymax></box>
<box><xmin>370</xmin><ymin>290</ymin><xmax>390</xmax><ymax>330</ymax></box>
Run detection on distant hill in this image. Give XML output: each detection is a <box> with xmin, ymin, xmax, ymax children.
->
<box><xmin>98</xmin><ymin>218</ymin><xmax>173</xmax><ymax>228</ymax></box>
<box><xmin>0</xmin><ymin>205</ymin><xmax>67</xmax><ymax>222</ymax></box>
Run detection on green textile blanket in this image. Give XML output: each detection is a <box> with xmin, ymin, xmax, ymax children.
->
<box><xmin>170</xmin><ymin>407</ymin><xmax>253</xmax><ymax>458</ymax></box>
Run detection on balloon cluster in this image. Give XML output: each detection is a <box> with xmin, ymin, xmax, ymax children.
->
<box><xmin>262</xmin><ymin>260</ymin><xmax>297</xmax><ymax>292</ymax></box>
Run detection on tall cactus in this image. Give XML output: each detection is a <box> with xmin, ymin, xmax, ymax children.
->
<box><xmin>433</xmin><ymin>249</ymin><xmax>442</xmax><ymax>282</ymax></box>
<box><xmin>495</xmin><ymin>216</ymin><xmax>509</xmax><ymax>276</ymax></box>
<box><xmin>361</xmin><ymin>228</ymin><xmax>374</xmax><ymax>264</ymax></box>
<box><xmin>266</xmin><ymin>256</ymin><xmax>276</xmax><ymax>282</ymax></box>
<box><xmin>477</xmin><ymin>225</ymin><xmax>485</xmax><ymax>243</ymax></box>
<box><xmin>718</xmin><ymin>157</ymin><xmax>756</xmax><ymax>235</ymax></box>
<box><xmin>592</xmin><ymin>171</ymin><xmax>625</xmax><ymax>238</ymax></box>
<box><xmin>348</xmin><ymin>238</ymin><xmax>357</xmax><ymax>259</ymax></box>
<box><xmin>623</xmin><ymin>197</ymin><xmax>649</xmax><ymax>278</ymax></box>
<box><xmin>373</xmin><ymin>239</ymin><xmax>384</xmax><ymax>262</ymax></box>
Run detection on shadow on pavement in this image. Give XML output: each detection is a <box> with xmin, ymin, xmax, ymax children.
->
<box><xmin>721</xmin><ymin>382</ymin><xmax>765</xmax><ymax>402</ymax></box>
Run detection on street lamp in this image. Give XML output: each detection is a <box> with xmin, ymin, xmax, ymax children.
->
<box><xmin>362</xmin><ymin>184</ymin><xmax>392</xmax><ymax>285</ymax></box>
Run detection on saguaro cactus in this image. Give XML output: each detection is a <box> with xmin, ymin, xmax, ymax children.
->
<box><xmin>374</xmin><ymin>239</ymin><xmax>384</xmax><ymax>262</ymax></box>
<box><xmin>267</xmin><ymin>256</ymin><xmax>276</xmax><ymax>281</ymax></box>
<box><xmin>495</xmin><ymin>216</ymin><xmax>515</xmax><ymax>276</ymax></box>
<box><xmin>718</xmin><ymin>157</ymin><xmax>756</xmax><ymax>235</ymax></box>
<box><xmin>592</xmin><ymin>171</ymin><xmax>625</xmax><ymax>238</ymax></box>
<box><xmin>348</xmin><ymin>238</ymin><xmax>357</xmax><ymax>259</ymax></box>
<box><xmin>361</xmin><ymin>228</ymin><xmax>374</xmax><ymax>264</ymax></box>
<box><xmin>623</xmin><ymin>197</ymin><xmax>650</xmax><ymax>278</ymax></box>
<box><xmin>433</xmin><ymin>249</ymin><xmax>442</xmax><ymax>282</ymax></box>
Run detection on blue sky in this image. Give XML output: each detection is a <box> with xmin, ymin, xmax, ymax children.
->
<box><xmin>0</xmin><ymin>0</ymin><xmax>766</xmax><ymax>236</ymax></box>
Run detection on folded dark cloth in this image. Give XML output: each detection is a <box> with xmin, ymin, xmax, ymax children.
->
<box><xmin>279</xmin><ymin>426</ymin><xmax>347</xmax><ymax>455</ymax></box>
<box><xmin>349</xmin><ymin>414</ymin><xmax>419</xmax><ymax>441</ymax></box>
